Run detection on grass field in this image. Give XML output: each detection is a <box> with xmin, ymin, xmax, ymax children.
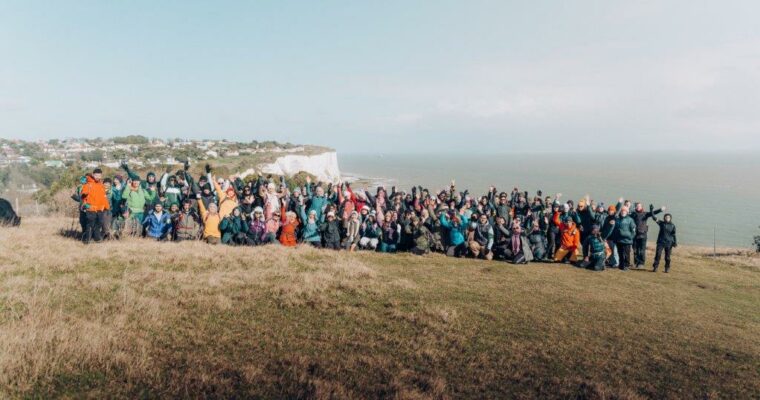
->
<box><xmin>1</xmin><ymin>217</ymin><xmax>758</xmax><ymax>399</ymax></box>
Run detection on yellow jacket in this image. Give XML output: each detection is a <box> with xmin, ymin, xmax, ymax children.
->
<box><xmin>198</xmin><ymin>199</ymin><xmax>221</xmax><ymax>239</ymax></box>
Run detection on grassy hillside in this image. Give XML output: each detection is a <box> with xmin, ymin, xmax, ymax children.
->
<box><xmin>0</xmin><ymin>218</ymin><xmax>758</xmax><ymax>399</ymax></box>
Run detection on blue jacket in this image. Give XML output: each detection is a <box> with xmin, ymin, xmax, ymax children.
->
<box><xmin>142</xmin><ymin>211</ymin><xmax>172</xmax><ymax>239</ymax></box>
<box><xmin>439</xmin><ymin>213</ymin><xmax>467</xmax><ymax>246</ymax></box>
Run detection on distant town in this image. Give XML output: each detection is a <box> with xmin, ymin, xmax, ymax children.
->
<box><xmin>0</xmin><ymin>136</ymin><xmax>317</xmax><ymax>169</ymax></box>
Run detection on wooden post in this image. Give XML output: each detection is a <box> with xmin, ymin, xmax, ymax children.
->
<box><xmin>713</xmin><ymin>225</ymin><xmax>717</xmax><ymax>257</ymax></box>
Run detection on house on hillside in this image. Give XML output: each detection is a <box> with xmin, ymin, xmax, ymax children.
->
<box><xmin>44</xmin><ymin>160</ymin><xmax>65</xmax><ymax>168</ymax></box>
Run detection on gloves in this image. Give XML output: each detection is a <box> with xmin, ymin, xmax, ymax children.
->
<box><xmin>649</xmin><ymin>204</ymin><xmax>654</xmax><ymax>212</ymax></box>
<box><xmin>205</xmin><ymin>164</ymin><xmax>212</xmax><ymax>174</ymax></box>
<box><xmin>184</xmin><ymin>160</ymin><xmax>190</xmax><ymax>171</ymax></box>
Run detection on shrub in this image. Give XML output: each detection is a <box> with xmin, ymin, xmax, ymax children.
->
<box><xmin>753</xmin><ymin>227</ymin><xmax>760</xmax><ymax>252</ymax></box>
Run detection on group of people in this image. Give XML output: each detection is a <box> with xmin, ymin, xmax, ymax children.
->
<box><xmin>73</xmin><ymin>162</ymin><xmax>678</xmax><ymax>273</ymax></box>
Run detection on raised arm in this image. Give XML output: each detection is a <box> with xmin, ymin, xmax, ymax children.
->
<box><xmin>197</xmin><ymin>197</ymin><xmax>207</xmax><ymax>220</ymax></box>
<box><xmin>121</xmin><ymin>162</ymin><xmax>140</xmax><ymax>181</ymax></box>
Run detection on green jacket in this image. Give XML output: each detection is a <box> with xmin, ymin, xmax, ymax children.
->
<box><xmin>122</xmin><ymin>186</ymin><xmax>149</xmax><ymax>214</ymax></box>
<box><xmin>406</xmin><ymin>224</ymin><xmax>431</xmax><ymax>252</ymax></box>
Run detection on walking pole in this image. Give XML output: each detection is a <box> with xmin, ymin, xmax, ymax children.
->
<box><xmin>15</xmin><ymin>197</ymin><xmax>19</xmax><ymax>216</ymax></box>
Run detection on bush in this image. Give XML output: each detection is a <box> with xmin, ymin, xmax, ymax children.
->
<box><xmin>754</xmin><ymin>227</ymin><xmax>760</xmax><ymax>252</ymax></box>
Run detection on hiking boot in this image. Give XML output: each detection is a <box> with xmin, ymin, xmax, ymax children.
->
<box><xmin>652</xmin><ymin>264</ymin><xmax>658</xmax><ymax>272</ymax></box>
<box><xmin>664</xmin><ymin>267</ymin><xmax>670</xmax><ymax>273</ymax></box>
<box><xmin>635</xmin><ymin>264</ymin><xmax>643</xmax><ymax>269</ymax></box>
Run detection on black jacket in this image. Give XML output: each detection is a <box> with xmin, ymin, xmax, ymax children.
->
<box><xmin>320</xmin><ymin>220</ymin><xmax>342</xmax><ymax>245</ymax></box>
<box><xmin>654</xmin><ymin>219</ymin><xmax>677</xmax><ymax>246</ymax></box>
<box><xmin>631</xmin><ymin>208</ymin><xmax>663</xmax><ymax>239</ymax></box>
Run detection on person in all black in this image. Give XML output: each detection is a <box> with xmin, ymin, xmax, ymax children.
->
<box><xmin>631</xmin><ymin>203</ymin><xmax>666</xmax><ymax>268</ymax></box>
<box><xmin>652</xmin><ymin>213</ymin><xmax>677</xmax><ymax>273</ymax></box>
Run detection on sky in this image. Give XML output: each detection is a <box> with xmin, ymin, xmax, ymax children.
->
<box><xmin>1</xmin><ymin>0</ymin><xmax>759</xmax><ymax>153</ymax></box>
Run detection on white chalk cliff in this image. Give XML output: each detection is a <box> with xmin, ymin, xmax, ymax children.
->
<box><xmin>240</xmin><ymin>151</ymin><xmax>341</xmax><ymax>182</ymax></box>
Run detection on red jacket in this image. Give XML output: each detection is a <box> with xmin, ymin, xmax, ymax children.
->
<box><xmin>81</xmin><ymin>175</ymin><xmax>110</xmax><ymax>212</ymax></box>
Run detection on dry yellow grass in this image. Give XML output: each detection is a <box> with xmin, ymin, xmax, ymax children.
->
<box><xmin>0</xmin><ymin>217</ymin><xmax>758</xmax><ymax>399</ymax></box>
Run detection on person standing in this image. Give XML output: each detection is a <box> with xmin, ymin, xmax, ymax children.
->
<box><xmin>631</xmin><ymin>203</ymin><xmax>666</xmax><ymax>268</ymax></box>
<box><xmin>652</xmin><ymin>213</ymin><xmax>677</xmax><ymax>273</ymax></box>
<box><xmin>79</xmin><ymin>168</ymin><xmax>110</xmax><ymax>244</ymax></box>
<box><xmin>614</xmin><ymin>206</ymin><xmax>637</xmax><ymax>270</ymax></box>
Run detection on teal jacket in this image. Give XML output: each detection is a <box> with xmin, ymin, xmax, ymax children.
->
<box><xmin>298</xmin><ymin>205</ymin><xmax>322</xmax><ymax>243</ymax></box>
<box><xmin>439</xmin><ymin>213</ymin><xmax>467</xmax><ymax>246</ymax></box>
<box><xmin>108</xmin><ymin>187</ymin><xmax>123</xmax><ymax>216</ymax></box>
<box><xmin>220</xmin><ymin>215</ymin><xmax>248</xmax><ymax>244</ymax></box>
<box><xmin>305</xmin><ymin>184</ymin><xmax>329</xmax><ymax>221</ymax></box>
<box><xmin>614</xmin><ymin>215</ymin><xmax>636</xmax><ymax>245</ymax></box>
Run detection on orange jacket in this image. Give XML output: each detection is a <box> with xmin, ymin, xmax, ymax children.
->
<box><xmin>81</xmin><ymin>175</ymin><xmax>110</xmax><ymax>212</ymax></box>
<box><xmin>554</xmin><ymin>211</ymin><xmax>581</xmax><ymax>249</ymax></box>
<box><xmin>279</xmin><ymin>205</ymin><xmax>299</xmax><ymax>246</ymax></box>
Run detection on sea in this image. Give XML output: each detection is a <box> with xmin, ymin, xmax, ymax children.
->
<box><xmin>339</xmin><ymin>152</ymin><xmax>760</xmax><ymax>249</ymax></box>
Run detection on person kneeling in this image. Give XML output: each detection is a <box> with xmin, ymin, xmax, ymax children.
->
<box><xmin>581</xmin><ymin>225</ymin><xmax>608</xmax><ymax>271</ymax></box>
<box><xmin>509</xmin><ymin>224</ymin><xmax>534</xmax><ymax>264</ymax></box>
<box><xmin>220</xmin><ymin>208</ymin><xmax>250</xmax><ymax>245</ymax></box>
<box><xmin>553</xmin><ymin>211</ymin><xmax>581</xmax><ymax>264</ymax></box>
<box><xmin>407</xmin><ymin>216</ymin><xmax>432</xmax><ymax>256</ymax></box>
<box><xmin>358</xmin><ymin>211</ymin><xmax>381</xmax><ymax>250</ymax></box>
<box><xmin>143</xmin><ymin>203</ymin><xmax>172</xmax><ymax>241</ymax></box>
<box><xmin>468</xmin><ymin>214</ymin><xmax>494</xmax><ymax>261</ymax></box>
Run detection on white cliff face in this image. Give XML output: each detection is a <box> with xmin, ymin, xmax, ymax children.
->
<box><xmin>240</xmin><ymin>151</ymin><xmax>341</xmax><ymax>182</ymax></box>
